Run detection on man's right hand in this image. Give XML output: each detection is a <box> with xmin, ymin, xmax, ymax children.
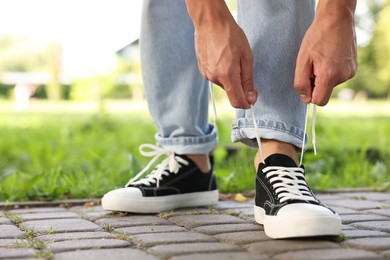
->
<box><xmin>186</xmin><ymin>0</ymin><xmax>258</xmax><ymax>109</ymax></box>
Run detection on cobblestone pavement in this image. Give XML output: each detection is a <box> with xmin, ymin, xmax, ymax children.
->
<box><xmin>1</xmin><ymin>191</ymin><xmax>390</xmax><ymax>260</ymax></box>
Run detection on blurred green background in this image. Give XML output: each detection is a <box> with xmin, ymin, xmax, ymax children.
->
<box><xmin>0</xmin><ymin>0</ymin><xmax>389</xmax><ymax>202</ymax></box>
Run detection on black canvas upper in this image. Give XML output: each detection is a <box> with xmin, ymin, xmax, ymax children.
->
<box><xmin>126</xmin><ymin>154</ymin><xmax>217</xmax><ymax>197</ymax></box>
<box><xmin>255</xmin><ymin>153</ymin><xmax>328</xmax><ymax>216</ymax></box>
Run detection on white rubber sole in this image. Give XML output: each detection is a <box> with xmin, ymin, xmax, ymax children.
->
<box><xmin>254</xmin><ymin>205</ymin><xmax>341</xmax><ymax>239</ymax></box>
<box><xmin>102</xmin><ymin>190</ymin><xmax>219</xmax><ymax>213</ymax></box>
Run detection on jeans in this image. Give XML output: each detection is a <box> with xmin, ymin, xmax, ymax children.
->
<box><xmin>140</xmin><ymin>0</ymin><xmax>315</xmax><ymax>154</ymax></box>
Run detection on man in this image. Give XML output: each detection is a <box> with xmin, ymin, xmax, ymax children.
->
<box><xmin>102</xmin><ymin>0</ymin><xmax>357</xmax><ymax>239</ymax></box>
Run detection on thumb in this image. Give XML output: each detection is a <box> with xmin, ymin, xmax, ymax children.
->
<box><xmin>294</xmin><ymin>54</ymin><xmax>313</xmax><ymax>104</ymax></box>
<box><xmin>241</xmin><ymin>56</ymin><xmax>258</xmax><ymax>105</ymax></box>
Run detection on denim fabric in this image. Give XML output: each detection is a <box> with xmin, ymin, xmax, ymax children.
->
<box><xmin>232</xmin><ymin>0</ymin><xmax>315</xmax><ymax>149</ymax></box>
<box><xmin>140</xmin><ymin>0</ymin><xmax>217</xmax><ymax>154</ymax></box>
<box><xmin>140</xmin><ymin>0</ymin><xmax>315</xmax><ymax>154</ymax></box>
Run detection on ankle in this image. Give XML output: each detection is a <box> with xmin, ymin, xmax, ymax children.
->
<box><xmin>186</xmin><ymin>154</ymin><xmax>211</xmax><ymax>173</ymax></box>
<box><xmin>254</xmin><ymin>139</ymin><xmax>298</xmax><ymax>170</ymax></box>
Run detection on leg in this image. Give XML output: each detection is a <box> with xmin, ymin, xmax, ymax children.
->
<box><xmin>140</xmin><ymin>0</ymin><xmax>217</xmax><ymax>157</ymax></box>
<box><xmin>102</xmin><ymin>0</ymin><xmax>218</xmax><ymax>213</ymax></box>
<box><xmin>233</xmin><ymin>0</ymin><xmax>341</xmax><ymax>239</ymax></box>
<box><xmin>233</xmin><ymin>0</ymin><xmax>315</xmax><ymax>162</ymax></box>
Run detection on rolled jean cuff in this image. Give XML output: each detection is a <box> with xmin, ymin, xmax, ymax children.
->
<box><xmin>231</xmin><ymin>118</ymin><xmax>305</xmax><ymax>149</ymax></box>
<box><xmin>155</xmin><ymin>124</ymin><xmax>218</xmax><ymax>155</ymax></box>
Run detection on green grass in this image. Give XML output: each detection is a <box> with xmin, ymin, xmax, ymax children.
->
<box><xmin>0</xmin><ymin>101</ymin><xmax>389</xmax><ymax>202</ymax></box>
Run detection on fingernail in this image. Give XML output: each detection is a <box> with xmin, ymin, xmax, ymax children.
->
<box><xmin>300</xmin><ymin>94</ymin><xmax>310</xmax><ymax>103</ymax></box>
<box><xmin>247</xmin><ymin>90</ymin><xmax>258</xmax><ymax>104</ymax></box>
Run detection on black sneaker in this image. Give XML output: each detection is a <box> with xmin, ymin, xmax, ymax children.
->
<box><xmin>254</xmin><ymin>153</ymin><xmax>341</xmax><ymax>239</ymax></box>
<box><xmin>102</xmin><ymin>145</ymin><xmax>218</xmax><ymax>213</ymax></box>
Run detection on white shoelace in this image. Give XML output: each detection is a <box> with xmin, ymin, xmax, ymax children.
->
<box><xmin>263</xmin><ymin>166</ymin><xmax>318</xmax><ymax>204</ymax></box>
<box><xmin>251</xmin><ymin>102</ymin><xmax>318</xmax><ymax>204</ymax></box>
<box><xmin>251</xmin><ymin>103</ymin><xmax>317</xmax><ymax>166</ymax></box>
<box><xmin>125</xmin><ymin>144</ymin><xmax>189</xmax><ymax>187</ymax></box>
<box><xmin>125</xmin><ymin>83</ymin><xmax>218</xmax><ymax>189</ymax></box>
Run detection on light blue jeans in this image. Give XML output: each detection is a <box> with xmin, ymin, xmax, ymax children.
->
<box><xmin>140</xmin><ymin>0</ymin><xmax>315</xmax><ymax>155</ymax></box>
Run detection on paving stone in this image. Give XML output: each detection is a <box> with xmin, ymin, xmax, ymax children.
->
<box><xmin>341</xmin><ymin>214</ymin><xmax>389</xmax><ymax>224</ymax></box>
<box><xmin>18</xmin><ymin>211</ymin><xmax>79</xmax><ymax>221</ymax></box>
<box><xmin>163</xmin><ymin>208</ymin><xmax>211</xmax><ymax>217</ymax></box>
<box><xmin>52</xmin><ymin>248</ymin><xmax>158</xmax><ymax>260</ymax></box>
<box><xmin>114</xmin><ymin>225</ymin><xmax>187</xmax><ymax>235</ymax></box>
<box><xmin>148</xmin><ymin>242</ymin><xmax>242</xmax><ymax>257</ymax></box>
<box><xmin>381</xmin><ymin>250</ymin><xmax>390</xmax><ymax>258</ymax></box>
<box><xmin>366</xmin><ymin>208</ymin><xmax>390</xmax><ymax>218</ymax></box>
<box><xmin>214</xmin><ymin>231</ymin><xmax>269</xmax><ymax>244</ymax></box>
<box><xmin>0</xmin><ymin>225</ymin><xmax>26</xmax><ymax>239</ymax></box>
<box><xmin>342</xmin><ymin>224</ymin><xmax>357</xmax><ymax>230</ymax></box>
<box><xmin>169</xmin><ymin>214</ymin><xmax>245</xmax><ymax>228</ymax></box>
<box><xmin>0</xmin><ymin>212</ymin><xmax>4</xmax><ymax>217</ymax></box>
<box><xmin>0</xmin><ymin>239</ymin><xmax>29</xmax><ymax>247</ymax></box>
<box><xmin>70</xmin><ymin>205</ymin><xmax>112</xmax><ymax>221</ymax></box>
<box><xmin>214</xmin><ymin>200</ymin><xmax>253</xmax><ymax>210</ymax></box>
<box><xmin>331</xmin><ymin>206</ymin><xmax>359</xmax><ymax>215</ymax></box>
<box><xmin>69</xmin><ymin>205</ymin><xmax>105</xmax><ymax>214</ymax></box>
<box><xmin>0</xmin><ymin>217</ymin><xmax>12</xmax><ymax>225</ymax></box>
<box><xmin>77</xmin><ymin>211</ymin><xmax>112</xmax><ymax>221</ymax></box>
<box><xmin>46</xmin><ymin>238</ymin><xmax>131</xmax><ymax>253</ymax></box>
<box><xmin>0</xmin><ymin>248</ymin><xmax>37</xmax><ymax>259</ymax></box>
<box><xmin>274</xmin><ymin>248</ymin><xmax>384</xmax><ymax>260</ymax></box>
<box><xmin>342</xmin><ymin>229</ymin><xmax>390</xmax><ymax>239</ymax></box>
<box><xmin>223</xmin><ymin>208</ymin><xmax>255</xmax><ymax>217</ymax></box>
<box><xmin>325</xmin><ymin>199</ymin><xmax>387</xmax><ymax>210</ymax></box>
<box><xmin>36</xmin><ymin>231</ymin><xmax>112</xmax><ymax>242</ymax></box>
<box><xmin>9</xmin><ymin>207</ymin><xmax>67</xmax><ymax>214</ymax></box>
<box><xmin>171</xmin><ymin>252</ymin><xmax>270</xmax><ymax>260</ymax></box>
<box><xmin>246</xmin><ymin>240</ymin><xmax>339</xmax><ymax>255</ymax></box>
<box><xmin>316</xmin><ymin>194</ymin><xmax>346</xmax><ymax>201</ymax></box>
<box><xmin>3</xmin><ymin>258</ymin><xmax>41</xmax><ymax>260</ymax></box>
<box><xmin>192</xmin><ymin>223</ymin><xmax>262</xmax><ymax>235</ymax></box>
<box><xmin>245</xmin><ymin>218</ymin><xmax>260</xmax><ymax>225</ymax></box>
<box><xmin>351</xmin><ymin>221</ymin><xmax>390</xmax><ymax>232</ymax></box>
<box><xmin>337</xmin><ymin>192</ymin><xmax>390</xmax><ymax>202</ymax></box>
<box><xmin>20</xmin><ymin>219</ymin><xmax>101</xmax><ymax>234</ymax></box>
<box><xmin>341</xmin><ymin>237</ymin><xmax>390</xmax><ymax>250</ymax></box>
<box><xmin>95</xmin><ymin>215</ymin><xmax>171</xmax><ymax>228</ymax></box>
<box><xmin>131</xmin><ymin>231</ymin><xmax>216</xmax><ymax>247</ymax></box>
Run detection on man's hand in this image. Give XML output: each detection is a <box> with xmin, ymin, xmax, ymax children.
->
<box><xmin>294</xmin><ymin>0</ymin><xmax>357</xmax><ymax>106</ymax></box>
<box><xmin>186</xmin><ymin>0</ymin><xmax>257</xmax><ymax>109</ymax></box>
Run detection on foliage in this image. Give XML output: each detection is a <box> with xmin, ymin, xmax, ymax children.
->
<box><xmin>2</xmin><ymin>2</ymin><xmax>390</xmax><ymax>100</ymax></box>
<box><xmin>372</xmin><ymin>0</ymin><xmax>390</xmax><ymax>91</ymax></box>
<box><xmin>341</xmin><ymin>0</ymin><xmax>390</xmax><ymax>98</ymax></box>
<box><xmin>0</xmin><ymin>102</ymin><xmax>389</xmax><ymax>202</ymax></box>
<box><xmin>46</xmin><ymin>44</ymin><xmax>63</xmax><ymax>100</ymax></box>
<box><xmin>0</xmin><ymin>35</ymin><xmax>61</xmax><ymax>72</ymax></box>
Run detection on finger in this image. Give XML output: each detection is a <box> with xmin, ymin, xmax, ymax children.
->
<box><xmin>240</xmin><ymin>54</ymin><xmax>258</xmax><ymax>105</ymax></box>
<box><xmin>222</xmin><ymin>71</ymin><xmax>251</xmax><ymax>109</ymax></box>
<box><xmin>294</xmin><ymin>53</ymin><xmax>313</xmax><ymax>104</ymax></box>
<box><xmin>311</xmin><ymin>74</ymin><xmax>334</xmax><ymax>106</ymax></box>
<box><xmin>202</xmin><ymin>67</ymin><xmax>224</xmax><ymax>89</ymax></box>
<box><xmin>198</xmin><ymin>66</ymin><xmax>207</xmax><ymax>81</ymax></box>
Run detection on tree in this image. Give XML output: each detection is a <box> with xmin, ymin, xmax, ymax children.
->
<box><xmin>371</xmin><ymin>0</ymin><xmax>390</xmax><ymax>97</ymax></box>
<box><xmin>0</xmin><ymin>35</ymin><xmax>63</xmax><ymax>100</ymax></box>
<box><xmin>341</xmin><ymin>0</ymin><xmax>390</xmax><ymax>98</ymax></box>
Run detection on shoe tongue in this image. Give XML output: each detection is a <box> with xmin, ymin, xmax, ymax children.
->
<box><xmin>264</xmin><ymin>154</ymin><xmax>297</xmax><ymax>167</ymax></box>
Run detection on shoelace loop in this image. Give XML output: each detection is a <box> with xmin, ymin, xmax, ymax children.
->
<box><xmin>125</xmin><ymin>144</ymin><xmax>189</xmax><ymax>188</ymax></box>
<box><xmin>264</xmin><ymin>166</ymin><xmax>318</xmax><ymax>204</ymax></box>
